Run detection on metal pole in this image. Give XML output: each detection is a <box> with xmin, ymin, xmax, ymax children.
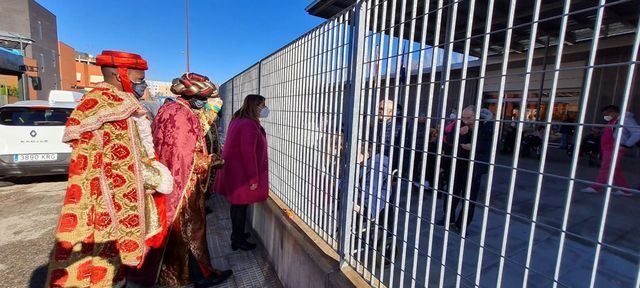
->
<box><xmin>257</xmin><ymin>60</ymin><xmax>262</xmax><ymax>95</ymax></box>
<box><xmin>186</xmin><ymin>0</ymin><xmax>191</xmax><ymax>72</ymax></box>
<box><xmin>536</xmin><ymin>34</ymin><xmax>551</xmax><ymax>122</ymax></box>
<box><xmin>338</xmin><ymin>2</ymin><xmax>366</xmax><ymax>267</ymax></box>
<box><xmin>20</xmin><ymin>37</ymin><xmax>29</xmax><ymax>101</ymax></box>
<box><xmin>523</xmin><ymin>2</ymin><xmax>571</xmax><ymax>286</ymax></box>
<box><xmin>552</xmin><ymin>1</ymin><xmax>605</xmax><ymax>286</ymax></box>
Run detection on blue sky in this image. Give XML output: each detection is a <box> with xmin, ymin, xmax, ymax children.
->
<box><xmin>37</xmin><ymin>0</ymin><xmax>324</xmax><ymax>83</ymax></box>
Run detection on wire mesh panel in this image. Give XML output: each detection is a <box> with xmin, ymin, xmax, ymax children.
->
<box><xmin>218</xmin><ymin>81</ymin><xmax>234</xmax><ymax>138</ymax></box>
<box><xmin>219</xmin><ymin>64</ymin><xmax>260</xmax><ymax>136</ymax></box>
<box><xmin>234</xmin><ymin>64</ymin><xmax>261</xmax><ymax>117</ymax></box>
<box><xmin>219</xmin><ymin>0</ymin><xmax>640</xmax><ymax>287</ymax></box>
<box><xmin>346</xmin><ymin>0</ymin><xmax>640</xmax><ymax>287</ymax></box>
<box><xmin>258</xmin><ymin>8</ymin><xmax>354</xmax><ymax>249</ymax></box>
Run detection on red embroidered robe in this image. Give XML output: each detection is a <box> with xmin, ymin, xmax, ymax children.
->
<box><xmin>46</xmin><ymin>83</ymin><xmax>170</xmax><ymax>288</ymax></box>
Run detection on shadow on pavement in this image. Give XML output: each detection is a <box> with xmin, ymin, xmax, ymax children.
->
<box><xmin>1</xmin><ymin>175</ymin><xmax>67</xmax><ymax>186</ymax></box>
<box><xmin>29</xmin><ymin>264</ymin><xmax>48</xmax><ymax>288</ymax></box>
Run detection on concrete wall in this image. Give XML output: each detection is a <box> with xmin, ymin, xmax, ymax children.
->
<box><xmin>250</xmin><ymin>195</ymin><xmax>366</xmax><ymax>288</ymax></box>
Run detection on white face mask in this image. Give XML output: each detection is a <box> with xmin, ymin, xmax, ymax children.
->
<box><xmin>259</xmin><ymin>106</ymin><xmax>270</xmax><ymax>118</ymax></box>
<box><xmin>604</xmin><ymin>115</ymin><xmax>613</xmax><ymax>122</ymax></box>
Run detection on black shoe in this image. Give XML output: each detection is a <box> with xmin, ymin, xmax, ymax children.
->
<box><xmin>231</xmin><ymin>232</ymin><xmax>251</xmax><ymax>240</ymax></box>
<box><xmin>194</xmin><ymin>269</ymin><xmax>233</xmax><ymax>288</ymax></box>
<box><xmin>231</xmin><ymin>240</ymin><xmax>257</xmax><ymax>251</ymax></box>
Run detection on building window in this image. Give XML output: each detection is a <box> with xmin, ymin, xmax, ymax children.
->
<box><xmin>89</xmin><ymin>75</ymin><xmax>104</xmax><ymax>83</ymax></box>
<box><xmin>51</xmin><ymin>50</ymin><xmax>56</xmax><ymax>68</ymax></box>
<box><xmin>39</xmin><ymin>53</ymin><xmax>45</xmax><ymax>73</ymax></box>
<box><xmin>38</xmin><ymin>21</ymin><xmax>43</xmax><ymax>40</ymax></box>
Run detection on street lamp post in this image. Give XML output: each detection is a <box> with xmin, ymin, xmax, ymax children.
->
<box><xmin>185</xmin><ymin>0</ymin><xmax>190</xmax><ymax>73</ymax></box>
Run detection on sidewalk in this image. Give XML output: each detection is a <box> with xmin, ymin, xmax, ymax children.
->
<box><xmin>205</xmin><ymin>194</ymin><xmax>283</xmax><ymax>288</ymax></box>
<box><xmin>371</xmin><ymin>147</ymin><xmax>640</xmax><ymax>287</ymax></box>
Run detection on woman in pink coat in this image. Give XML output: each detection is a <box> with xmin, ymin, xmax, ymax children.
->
<box><xmin>214</xmin><ymin>94</ymin><xmax>269</xmax><ymax>251</ymax></box>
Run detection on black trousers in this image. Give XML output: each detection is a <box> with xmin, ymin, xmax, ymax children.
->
<box><xmin>455</xmin><ymin>171</ymin><xmax>484</xmax><ymax>229</ymax></box>
<box><xmin>441</xmin><ymin>160</ymin><xmax>469</xmax><ymax>223</ymax></box>
<box><xmin>230</xmin><ymin>204</ymin><xmax>248</xmax><ymax>242</ymax></box>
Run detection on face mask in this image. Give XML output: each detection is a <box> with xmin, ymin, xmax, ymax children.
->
<box><xmin>188</xmin><ymin>98</ymin><xmax>207</xmax><ymax>110</ymax></box>
<box><xmin>259</xmin><ymin>106</ymin><xmax>270</xmax><ymax>118</ymax></box>
<box><xmin>131</xmin><ymin>80</ymin><xmax>148</xmax><ymax>99</ymax></box>
<box><xmin>604</xmin><ymin>115</ymin><xmax>613</xmax><ymax>122</ymax></box>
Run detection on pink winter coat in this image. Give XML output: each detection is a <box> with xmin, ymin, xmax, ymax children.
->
<box><xmin>214</xmin><ymin>118</ymin><xmax>269</xmax><ymax>205</ymax></box>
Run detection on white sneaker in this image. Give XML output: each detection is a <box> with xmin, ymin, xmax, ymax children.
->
<box><xmin>580</xmin><ymin>187</ymin><xmax>599</xmax><ymax>194</ymax></box>
<box><xmin>612</xmin><ymin>190</ymin><xmax>632</xmax><ymax>197</ymax></box>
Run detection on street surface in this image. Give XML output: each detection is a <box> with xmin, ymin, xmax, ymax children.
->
<box><xmin>0</xmin><ymin>176</ymin><xmax>67</xmax><ymax>288</ymax></box>
<box><xmin>0</xmin><ymin>177</ymin><xmax>282</xmax><ymax>288</ymax></box>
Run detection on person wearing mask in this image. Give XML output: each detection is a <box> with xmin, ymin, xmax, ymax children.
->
<box><xmin>455</xmin><ymin>108</ymin><xmax>494</xmax><ymax>233</ymax></box>
<box><xmin>129</xmin><ymin>73</ymin><xmax>232</xmax><ymax>287</ymax></box>
<box><xmin>447</xmin><ymin>108</ymin><xmax>458</xmax><ymax>125</ymax></box>
<box><xmin>46</xmin><ymin>51</ymin><xmax>174</xmax><ymax>287</ymax></box>
<box><xmin>437</xmin><ymin>106</ymin><xmax>475</xmax><ymax>227</ymax></box>
<box><xmin>215</xmin><ymin>94</ymin><xmax>270</xmax><ymax>251</ymax></box>
<box><xmin>581</xmin><ymin>105</ymin><xmax>640</xmax><ymax>196</ymax></box>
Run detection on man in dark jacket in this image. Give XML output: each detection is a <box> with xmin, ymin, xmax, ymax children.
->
<box><xmin>455</xmin><ymin>108</ymin><xmax>494</xmax><ymax>232</ymax></box>
<box><xmin>438</xmin><ymin>106</ymin><xmax>474</xmax><ymax>226</ymax></box>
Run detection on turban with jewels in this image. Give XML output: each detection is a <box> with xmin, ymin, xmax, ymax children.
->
<box><xmin>170</xmin><ymin>72</ymin><xmax>218</xmax><ymax>98</ymax></box>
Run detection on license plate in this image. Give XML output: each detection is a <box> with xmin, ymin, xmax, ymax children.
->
<box><xmin>13</xmin><ymin>153</ymin><xmax>58</xmax><ymax>162</ymax></box>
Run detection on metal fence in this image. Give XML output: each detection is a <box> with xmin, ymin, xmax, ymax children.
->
<box><xmin>219</xmin><ymin>1</ymin><xmax>640</xmax><ymax>287</ymax></box>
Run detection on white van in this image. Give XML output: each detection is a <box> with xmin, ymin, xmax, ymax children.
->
<box><xmin>0</xmin><ymin>91</ymin><xmax>81</xmax><ymax>177</ymax></box>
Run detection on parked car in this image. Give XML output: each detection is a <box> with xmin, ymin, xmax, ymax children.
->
<box><xmin>0</xmin><ymin>91</ymin><xmax>81</xmax><ymax>178</ymax></box>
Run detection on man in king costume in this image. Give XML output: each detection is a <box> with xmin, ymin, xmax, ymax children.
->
<box><xmin>46</xmin><ymin>50</ymin><xmax>173</xmax><ymax>287</ymax></box>
<box><xmin>130</xmin><ymin>72</ymin><xmax>232</xmax><ymax>287</ymax></box>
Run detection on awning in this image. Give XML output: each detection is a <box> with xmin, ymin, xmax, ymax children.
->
<box><xmin>0</xmin><ymin>47</ymin><xmax>25</xmax><ymax>75</ymax></box>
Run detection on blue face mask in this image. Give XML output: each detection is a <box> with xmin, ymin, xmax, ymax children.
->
<box><xmin>131</xmin><ymin>80</ymin><xmax>148</xmax><ymax>99</ymax></box>
<box><xmin>188</xmin><ymin>98</ymin><xmax>207</xmax><ymax>109</ymax></box>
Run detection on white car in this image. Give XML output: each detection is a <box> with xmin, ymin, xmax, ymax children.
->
<box><xmin>0</xmin><ymin>91</ymin><xmax>81</xmax><ymax>177</ymax></box>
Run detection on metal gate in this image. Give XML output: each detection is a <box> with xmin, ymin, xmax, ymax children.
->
<box><xmin>219</xmin><ymin>1</ymin><xmax>640</xmax><ymax>287</ymax></box>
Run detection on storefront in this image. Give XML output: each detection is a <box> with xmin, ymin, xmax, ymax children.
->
<box><xmin>0</xmin><ymin>48</ymin><xmax>25</xmax><ymax>105</ymax></box>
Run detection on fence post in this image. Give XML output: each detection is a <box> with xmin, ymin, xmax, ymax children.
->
<box><xmin>231</xmin><ymin>77</ymin><xmax>236</xmax><ymax>118</ymax></box>
<box><xmin>338</xmin><ymin>0</ymin><xmax>366</xmax><ymax>267</ymax></box>
<box><xmin>257</xmin><ymin>61</ymin><xmax>262</xmax><ymax>95</ymax></box>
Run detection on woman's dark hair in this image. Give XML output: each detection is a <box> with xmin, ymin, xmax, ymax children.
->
<box><xmin>601</xmin><ymin>105</ymin><xmax>620</xmax><ymax>114</ymax></box>
<box><xmin>233</xmin><ymin>94</ymin><xmax>266</xmax><ymax>120</ymax></box>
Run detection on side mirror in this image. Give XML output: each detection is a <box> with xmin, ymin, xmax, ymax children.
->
<box><xmin>30</xmin><ymin>76</ymin><xmax>42</xmax><ymax>90</ymax></box>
